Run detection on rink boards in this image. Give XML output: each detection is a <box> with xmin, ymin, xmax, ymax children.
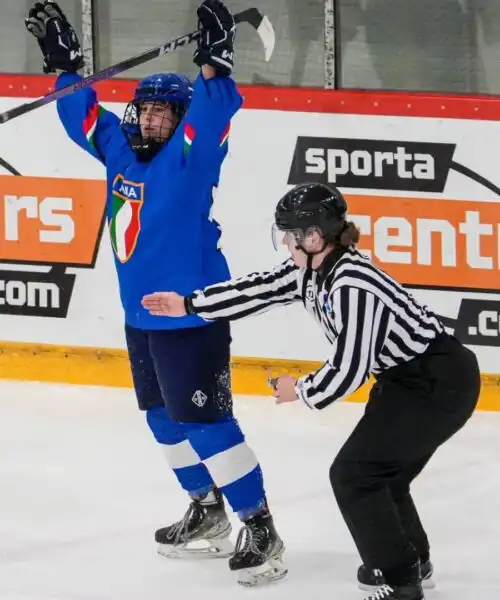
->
<box><xmin>0</xmin><ymin>75</ymin><xmax>499</xmax><ymax>409</ymax></box>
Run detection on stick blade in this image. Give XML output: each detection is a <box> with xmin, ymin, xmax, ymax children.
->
<box><xmin>236</xmin><ymin>8</ymin><xmax>275</xmax><ymax>62</ymax></box>
<box><xmin>258</xmin><ymin>15</ymin><xmax>275</xmax><ymax>62</ymax></box>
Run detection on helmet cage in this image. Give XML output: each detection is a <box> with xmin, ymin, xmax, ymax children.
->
<box><xmin>121</xmin><ymin>98</ymin><xmax>187</xmax><ymax>161</ymax></box>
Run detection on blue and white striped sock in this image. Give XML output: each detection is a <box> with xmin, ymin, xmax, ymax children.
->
<box><xmin>146</xmin><ymin>406</ymin><xmax>214</xmax><ymax>495</ymax></box>
<box><xmin>186</xmin><ymin>418</ymin><xmax>267</xmax><ymax>519</ymax></box>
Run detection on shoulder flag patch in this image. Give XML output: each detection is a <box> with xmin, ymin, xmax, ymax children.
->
<box><xmin>184</xmin><ymin>123</ymin><xmax>196</xmax><ymax>155</ymax></box>
<box><xmin>83</xmin><ymin>102</ymin><xmax>106</xmax><ymax>149</ymax></box>
<box><xmin>220</xmin><ymin>123</ymin><xmax>230</xmax><ymax>147</ymax></box>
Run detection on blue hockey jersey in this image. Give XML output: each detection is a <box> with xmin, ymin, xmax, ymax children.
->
<box><xmin>56</xmin><ymin>71</ymin><xmax>242</xmax><ymax>330</ymax></box>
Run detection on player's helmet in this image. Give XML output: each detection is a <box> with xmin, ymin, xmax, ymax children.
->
<box><xmin>121</xmin><ymin>73</ymin><xmax>194</xmax><ymax>161</ymax></box>
<box><xmin>272</xmin><ymin>182</ymin><xmax>347</xmax><ymax>250</ymax></box>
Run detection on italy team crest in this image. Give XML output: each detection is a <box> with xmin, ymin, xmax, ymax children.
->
<box><xmin>109</xmin><ymin>175</ymin><xmax>144</xmax><ymax>263</ymax></box>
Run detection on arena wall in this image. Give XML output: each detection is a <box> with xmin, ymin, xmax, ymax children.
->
<box><xmin>1</xmin><ymin>75</ymin><xmax>499</xmax><ymax>408</ymax></box>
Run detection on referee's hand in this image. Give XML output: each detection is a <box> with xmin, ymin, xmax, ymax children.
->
<box><xmin>272</xmin><ymin>375</ymin><xmax>299</xmax><ymax>404</ymax></box>
<box><xmin>142</xmin><ymin>291</ymin><xmax>187</xmax><ymax>317</ymax></box>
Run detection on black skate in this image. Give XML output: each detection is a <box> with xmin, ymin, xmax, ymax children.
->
<box><xmin>363</xmin><ymin>582</ymin><xmax>423</xmax><ymax>600</ymax></box>
<box><xmin>229</xmin><ymin>510</ymin><xmax>287</xmax><ymax>587</ymax></box>
<box><xmin>155</xmin><ymin>488</ymin><xmax>233</xmax><ymax>559</ymax></box>
<box><xmin>362</xmin><ymin>563</ymin><xmax>423</xmax><ymax>600</ymax></box>
<box><xmin>357</xmin><ymin>558</ymin><xmax>435</xmax><ymax>590</ymax></box>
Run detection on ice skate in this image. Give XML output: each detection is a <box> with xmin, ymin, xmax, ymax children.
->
<box><xmin>362</xmin><ymin>582</ymin><xmax>424</xmax><ymax>600</ymax></box>
<box><xmin>155</xmin><ymin>488</ymin><xmax>233</xmax><ymax>558</ymax></box>
<box><xmin>362</xmin><ymin>563</ymin><xmax>424</xmax><ymax>600</ymax></box>
<box><xmin>358</xmin><ymin>558</ymin><xmax>435</xmax><ymax>590</ymax></box>
<box><xmin>229</xmin><ymin>510</ymin><xmax>287</xmax><ymax>587</ymax></box>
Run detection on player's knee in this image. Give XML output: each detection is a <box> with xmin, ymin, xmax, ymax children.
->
<box><xmin>186</xmin><ymin>417</ymin><xmax>244</xmax><ymax>457</ymax></box>
<box><xmin>146</xmin><ymin>406</ymin><xmax>186</xmax><ymax>445</ymax></box>
<box><xmin>147</xmin><ymin>407</ymin><xmax>203</xmax><ymax>473</ymax></box>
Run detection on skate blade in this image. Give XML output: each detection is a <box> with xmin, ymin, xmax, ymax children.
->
<box><xmin>358</xmin><ymin>578</ymin><xmax>435</xmax><ymax>592</ymax></box>
<box><xmin>422</xmin><ymin>577</ymin><xmax>436</xmax><ymax>589</ymax></box>
<box><xmin>236</xmin><ymin>556</ymin><xmax>288</xmax><ymax>587</ymax></box>
<box><xmin>358</xmin><ymin>583</ymin><xmax>385</xmax><ymax>592</ymax></box>
<box><xmin>158</xmin><ymin>536</ymin><xmax>234</xmax><ymax>560</ymax></box>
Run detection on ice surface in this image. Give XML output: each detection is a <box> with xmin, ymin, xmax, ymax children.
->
<box><xmin>0</xmin><ymin>380</ymin><xmax>498</xmax><ymax>599</ymax></box>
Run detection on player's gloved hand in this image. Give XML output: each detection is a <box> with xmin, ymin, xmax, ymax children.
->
<box><xmin>193</xmin><ymin>0</ymin><xmax>235</xmax><ymax>76</ymax></box>
<box><xmin>25</xmin><ymin>0</ymin><xmax>83</xmax><ymax>74</ymax></box>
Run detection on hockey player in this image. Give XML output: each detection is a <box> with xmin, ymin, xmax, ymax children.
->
<box><xmin>142</xmin><ymin>182</ymin><xmax>481</xmax><ymax>600</ymax></box>
<box><xmin>25</xmin><ymin>0</ymin><xmax>286</xmax><ymax>587</ymax></box>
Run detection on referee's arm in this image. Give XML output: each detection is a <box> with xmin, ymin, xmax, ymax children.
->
<box><xmin>296</xmin><ymin>286</ymin><xmax>391</xmax><ymax>410</ymax></box>
<box><xmin>187</xmin><ymin>259</ymin><xmax>301</xmax><ymax>321</ymax></box>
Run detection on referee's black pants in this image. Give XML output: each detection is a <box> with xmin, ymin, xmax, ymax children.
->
<box><xmin>329</xmin><ymin>334</ymin><xmax>480</xmax><ymax>585</ymax></box>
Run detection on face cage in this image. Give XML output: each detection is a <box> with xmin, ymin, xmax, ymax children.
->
<box><xmin>121</xmin><ymin>99</ymin><xmax>186</xmax><ymax>160</ymax></box>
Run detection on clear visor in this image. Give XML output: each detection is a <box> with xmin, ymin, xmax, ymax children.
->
<box><xmin>271</xmin><ymin>224</ymin><xmax>325</xmax><ymax>252</ymax></box>
<box><xmin>271</xmin><ymin>224</ymin><xmax>305</xmax><ymax>251</ymax></box>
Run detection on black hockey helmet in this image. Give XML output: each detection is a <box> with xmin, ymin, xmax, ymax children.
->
<box><xmin>272</xmin><ymin>183</ymin><xmax>347</xmax><ymax>252</ymax></box>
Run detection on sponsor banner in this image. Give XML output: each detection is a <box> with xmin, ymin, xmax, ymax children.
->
<box><xmin>286</xmin><ymin>132</ymin><xmax>500</xmax><ymax>353</ymax></box>
<box><xmin>346</xmin><ymin>195</ymin><xmax>500</xmax><ymax>292</ymax></box>
<box><xmin>0</xmin><ymin>175</ymin><xmax>106</xmax><ymax>318</ymax></box>
<box><xmin>454</xmin><ymin>299</ymin><xmax>500</xmax><ymax>347</ymax></box>
<box><xmin>0</xmin><ymin>269</ymin><xmax>75</xmax><ymax>318</ymax></box>
<box><xmin>0</xmin><ymin>175</ymin><xmax>106</xmax><ymax>266</ymax></box>
<box><xmin>288</xmin><ymin>137</ymin><xmax>455</xmax><ymax>193</ymax></box>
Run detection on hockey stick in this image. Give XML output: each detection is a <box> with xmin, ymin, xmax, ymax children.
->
<box><xmin>0</xmin><ymin>8</ymin><xmax>275</xmax><ymax>125</ymax></box>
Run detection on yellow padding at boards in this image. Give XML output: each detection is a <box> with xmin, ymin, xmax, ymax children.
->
<box><xmin>0</xmin><ymin>341</ymin><xmax>499</xmax><ymax>411</ymax></box>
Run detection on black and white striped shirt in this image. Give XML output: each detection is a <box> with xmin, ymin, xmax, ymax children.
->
<box><xmin>189</xmin><ymin>248</ymin><xmax>445</xmax><ymax>410</ymax></box>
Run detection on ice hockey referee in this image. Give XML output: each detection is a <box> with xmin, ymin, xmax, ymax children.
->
<box><xmin>142</xmin><ymin>181</ymin><xmax>481</xmax><ymax>600</ymax></box>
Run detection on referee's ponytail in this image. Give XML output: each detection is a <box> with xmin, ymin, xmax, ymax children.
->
<box><xmin>338</xmin><ymin>221</ymin><xmax>360</xmax><ymax>248</ymax></box>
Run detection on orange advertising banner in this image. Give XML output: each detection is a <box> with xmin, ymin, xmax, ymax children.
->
<box><xmin>347</xmin><ymin>194</ymin><xmax>500</xmax><ymax>292</ymax></box>
<box><xmin>0</xmin><ymin>175</ymin><xmax>106</xmax><ymax>266</ymax></box>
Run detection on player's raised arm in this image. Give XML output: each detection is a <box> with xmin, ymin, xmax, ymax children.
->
<box><xmin>25</xmin><ymin>1</ymin><xmax>122</xmax><ymax>165</ymax></box>
<box><xmin>179</xmin><ymin>0</ymin><xmax>242</xmax><ymax>174</ymax></box>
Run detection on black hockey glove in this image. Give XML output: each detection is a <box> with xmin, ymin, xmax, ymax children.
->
<box><xmin>25</xmin><ymin>1</ymin><xmax>83</xmax><ymax>74</ymax></box>
<box><xmin>193</xmin><ymin>0</ymin><xmax>235</xmax><ymax>76</ymax></box>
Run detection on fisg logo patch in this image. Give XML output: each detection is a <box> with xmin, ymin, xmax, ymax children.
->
<box><xmin>110</xmin><ymin>175</ymin><xmax>144</xmax><ymax>263</ymax></box>
<box><xmin>288</xmin><ymin>137</ymin><xmax>456</xmax><ymax>193</ymax></box>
